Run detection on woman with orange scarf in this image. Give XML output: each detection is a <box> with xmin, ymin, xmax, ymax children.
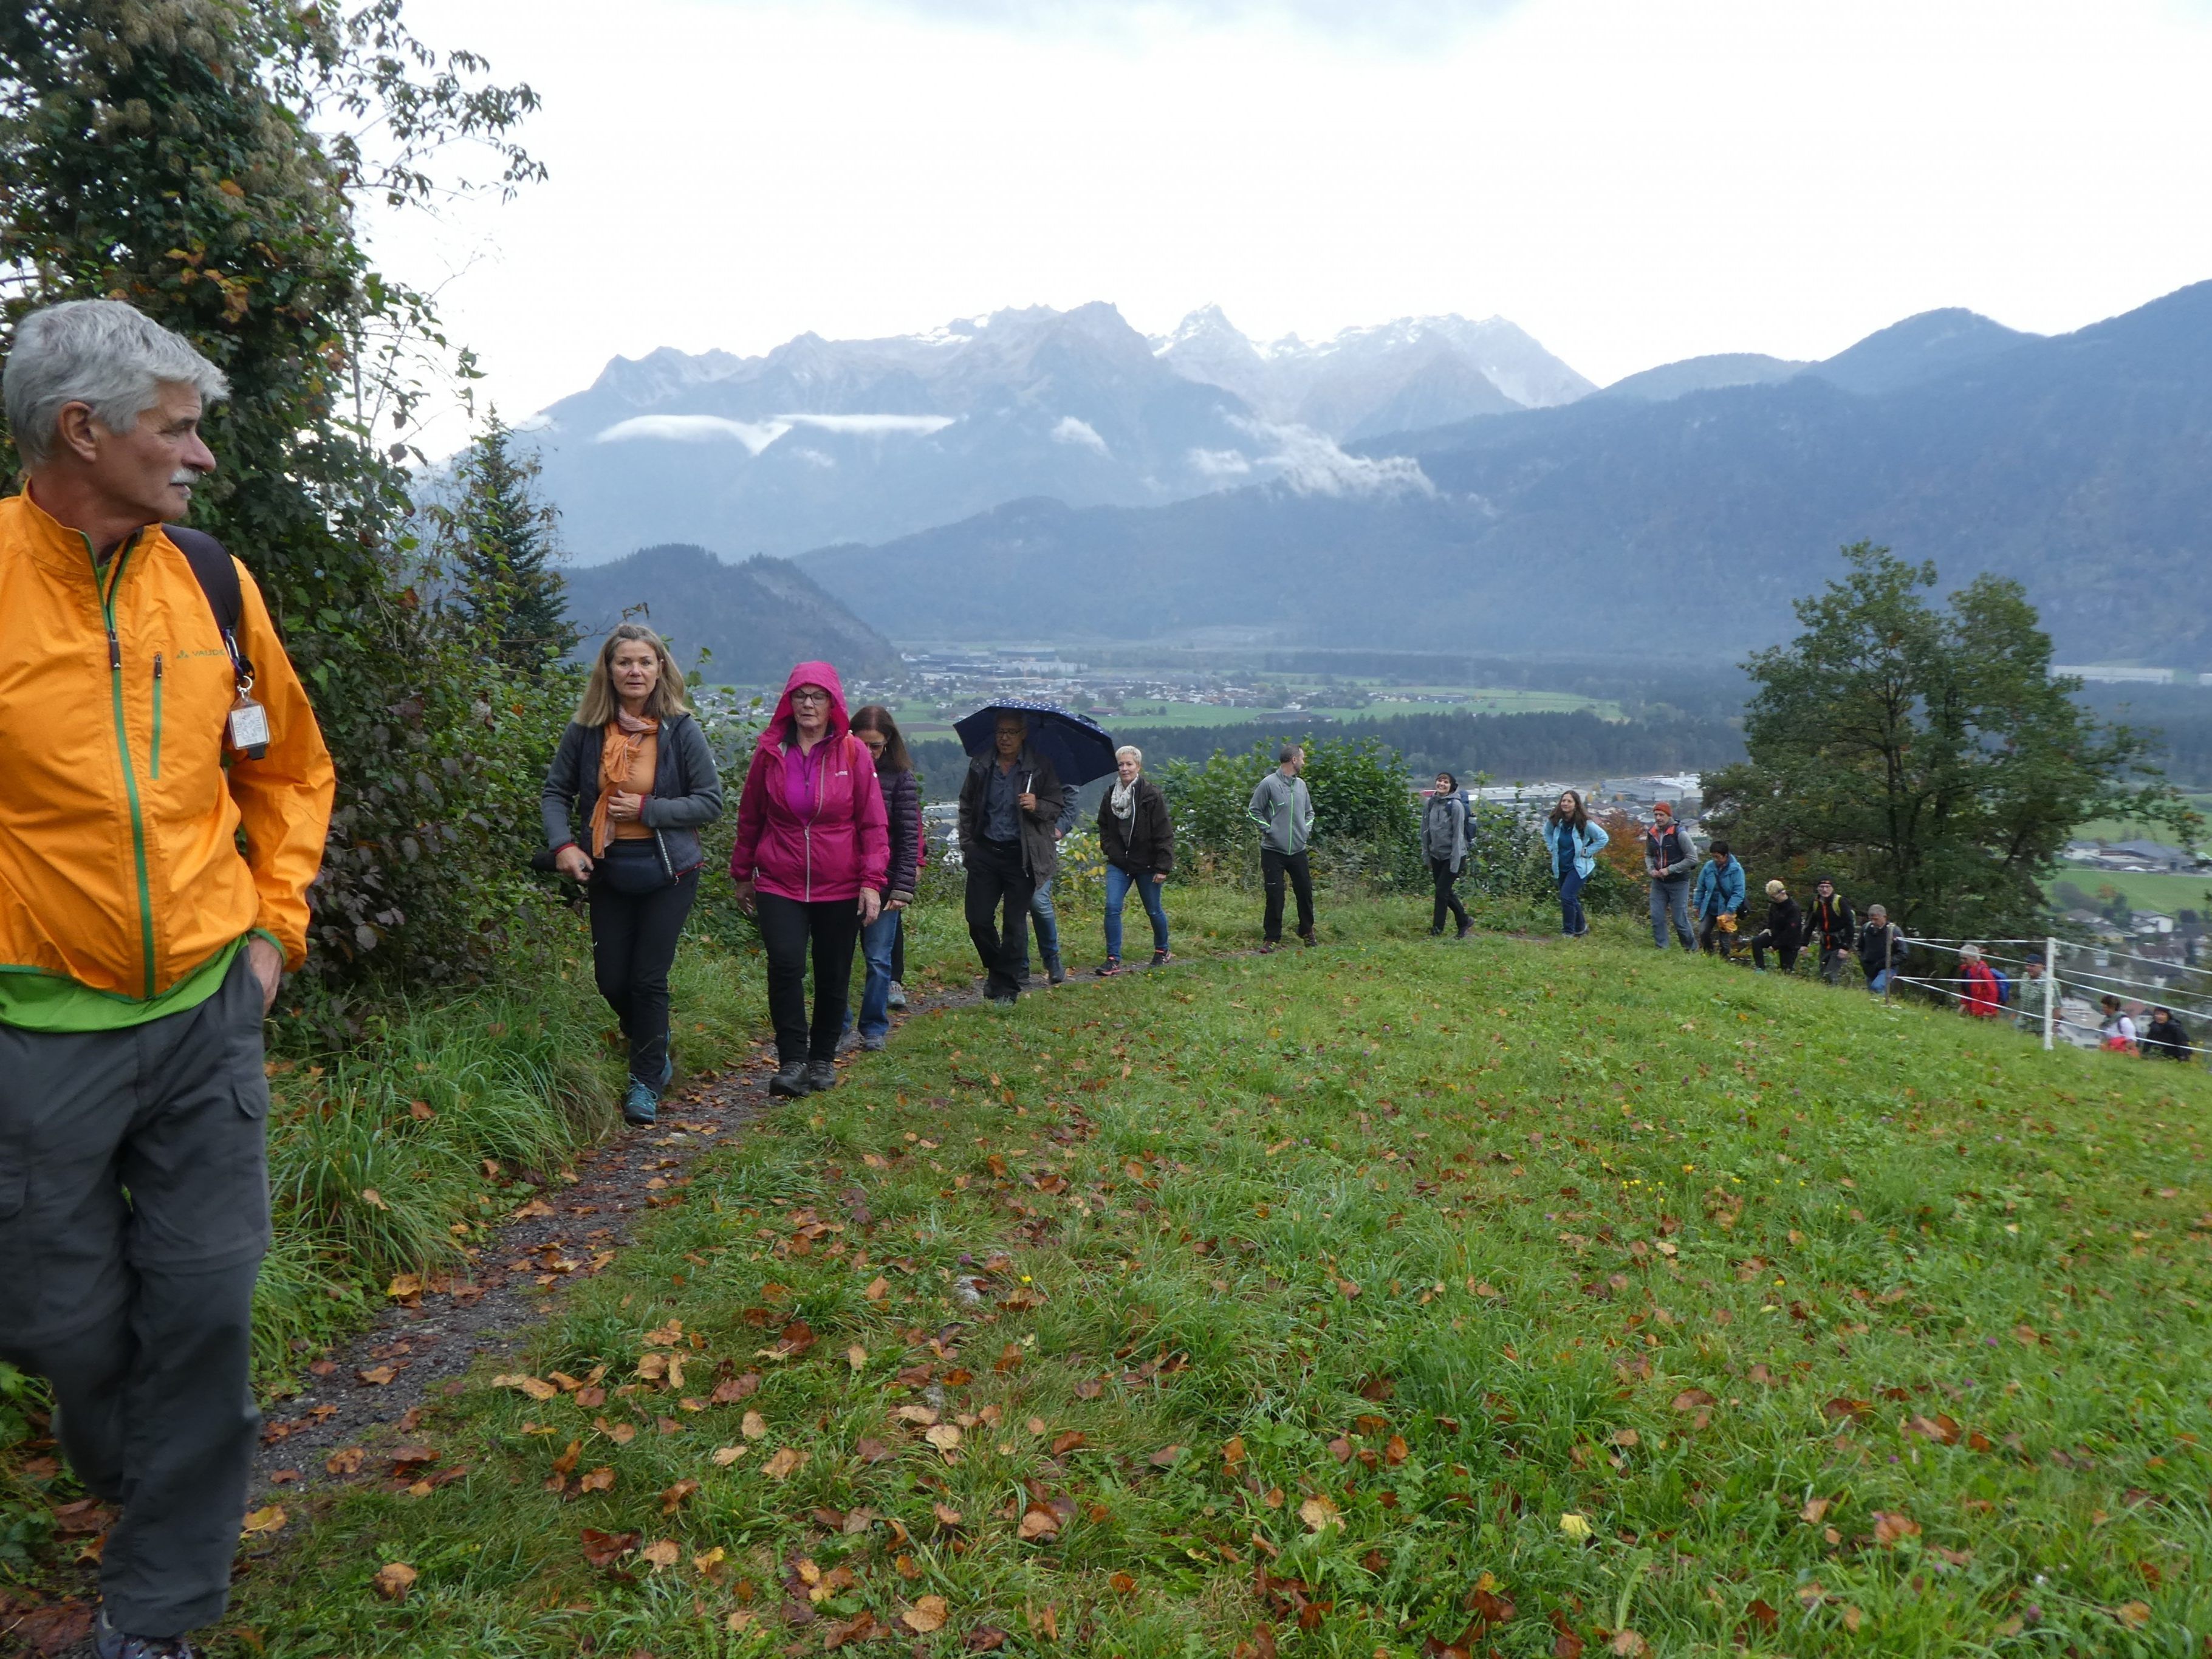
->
<box><xmin>543</xmin><ymin>625</ymin><xmax>724</xmax><ymax>1125</ymax></box>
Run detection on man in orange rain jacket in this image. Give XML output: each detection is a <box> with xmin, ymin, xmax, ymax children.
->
<box><xmin>0</xmin><ymin>300</ymin><xmax>334</xmax><ymax>1659</ymax></box>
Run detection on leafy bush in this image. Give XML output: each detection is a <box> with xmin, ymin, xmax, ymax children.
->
<box><xmin>1159</xmin><ymin>734</ymin><xmax>1422</xmax><ymax>891</ymax></box>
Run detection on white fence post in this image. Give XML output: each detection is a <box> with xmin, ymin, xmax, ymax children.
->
<box><xmin>2044</xmin><ymin>934</ymin><xmax>2057</xmax><ymax>1050</ymax></box>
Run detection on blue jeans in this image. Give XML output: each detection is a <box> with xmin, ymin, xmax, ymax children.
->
<box><xmin>854</xmin><ymin>906</ymin><xmax>900</xmax><ymax>1039</ymax></box>
<box><xmin>1016</xmin><ymin>878</ymin><xmax>1060</xmax><ymax>975</ymax></box>
<box><xmin>1650</xmin><ymin>877</ymin><xmax>1693</xmax><ymax>949</ymax></box>
<box><xmin>1105</xmin><ymin>864</ymin><xmax>1169</xmax><ymax>960</ymax></box>
<box><xmin>1558</xmin><ymin>863</ymin><xmax>1587</xmax><ymax>936</ymax></box>
<box><xmin>1866</xmin><ymin>968</ymin><xmax>1892</xmax><ymax>994</ymax></box>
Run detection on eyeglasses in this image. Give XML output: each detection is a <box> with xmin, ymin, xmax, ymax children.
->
<box><xmin>790</xmin><ymin>689</ymin><xmax>831</xmax><ymax>704</ymax></box>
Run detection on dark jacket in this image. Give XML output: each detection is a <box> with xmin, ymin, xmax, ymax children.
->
<box><xmin>1809</xmin><ymin>892</ymin><xmax>1857</xmax><ymax>951</ymax></box>
<box><xmin>1857</xmin><ymin>918</ymin><xmax>1903</xmax><ymax>979</ymax></box>
<box><xmin>1643</xmin><ymin>821</ymin><xmax>1697</xmax><ymax>883</ymax></box>
<box><xmin>878</xmin><ymin>767</ymin><xmax>922</xmax><ymax>903</ymax></box>
<box><xmin>2143</xmin><ymin>1013</ymin><xmax>2195</xmax><ymax>1061</ymax></box>
<box><xmin>1098</xmin><ymin>776</ymin><xmax>1174</xmax><ymax>877</ymax></box>
<box><xmin>957</xmin><ymin>746</ymin><xmax>1066</xmax><ymax>884</ymax></box>
<box><xmin>543</xmin><ymin>710</ymin><xmax>724</xmax><ymax>880</ymax></box>
<box><xmin>1764</xmin><ymin>894</ymin><xmax>1803</xmax><ymax>948</ymax></box>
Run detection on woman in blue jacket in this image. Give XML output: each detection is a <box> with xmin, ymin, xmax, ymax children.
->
<box><xmin>1541</xmin><ymin>790</ymin><xmax>1608</xmax><ymax>938</ymax></box>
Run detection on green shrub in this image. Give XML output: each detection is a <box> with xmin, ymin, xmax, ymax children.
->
<box><xmin>1159</xmin><ymin>734</ymin><xmax>1422</xmax><ymax>891</ymax></box>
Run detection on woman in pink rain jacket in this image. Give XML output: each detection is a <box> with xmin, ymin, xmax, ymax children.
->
<box><xmin>730</xmin><ymin>661</ymin><xmax>888</xmax><ymax>1096</ymax></box>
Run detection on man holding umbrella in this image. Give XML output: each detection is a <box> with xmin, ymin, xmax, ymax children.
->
<box><xmin>957</xmin><ymin>708</ymin><xmax>1070</xmax><ymax>1005</ymax></box>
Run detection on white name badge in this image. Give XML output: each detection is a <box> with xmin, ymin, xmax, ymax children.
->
<box><xmin>228</xmin><ymin>696</ymin><xmax>272</xmax><ymax>758</ymax></box>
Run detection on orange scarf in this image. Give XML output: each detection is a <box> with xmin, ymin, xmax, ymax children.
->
<box><xmin>591</xmin><ymin>712</ymin><xmax>659</xmax><ymax>857</ymax></box>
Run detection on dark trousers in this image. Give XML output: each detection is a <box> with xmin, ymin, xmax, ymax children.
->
<box><xmin>1750</xmin><ymin>931</ymin><xmax>1799</xmax><ymax>973</ymax></box>
<box><xmin>1558</xmin><ymin>863</ymin><xmax>1588</xmax><ymax>936</ymax></box>
<box><xmin>0</xmin><ymin>953</ymin><xmax>271</xmax><ymax>1637</ymax></box>
<box><xmin>1430</xmin><ymin>857</ymin><xmax>1468</xmax><ymax>931</ymax></box>
<box><xmin>755</xmin><ymin>891</ymin><xmax>863</xmax><ymax>1064</ymax></box>
<box><xmin>1262</xmin><ymin>847</ymin><xmax>1315</xmax><ymax>942</ymax></box>
<box><xmin>1818</xmin><ymin>944</ymin><xmax>1850</xmax><ymax>984</ymax></box>
<box><xmin>1699</xmin><ymin>913</ymin><xmax>1739</xmax><ymax>960</ymax></box>
<box><xmin>890</xmin><ymin>912</ymin><xmax>906</xmax><ymax>983</ymax></box>
<box><xmin>587</xmin><ymin>858</ymin><xmax>699</xmax><ymax>1084</ymax></box>
<box><xmin>965</xmin><ymin>837</ymin><xmax>1035</xmax><ymax>999</ymax></box>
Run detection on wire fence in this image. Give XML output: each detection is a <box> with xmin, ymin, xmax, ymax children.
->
<box><xmin>1890</xmin><ymin>934</ymin><xmax>2210</xmax><ymax>1069</ymax></box>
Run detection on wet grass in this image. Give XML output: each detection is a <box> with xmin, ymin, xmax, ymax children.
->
<box><xmin>219</xmin><ymin>904</ymin><xmax>2212</xmax><ymax>1657</ymax></box>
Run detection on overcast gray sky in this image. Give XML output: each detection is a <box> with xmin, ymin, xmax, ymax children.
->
<box><xmin>375</xmin><ymin>0</ymin><xmax>2212</xmax><ymax>437</ymax></box>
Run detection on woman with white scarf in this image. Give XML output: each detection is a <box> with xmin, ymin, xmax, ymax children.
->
<box><xmin>1095</xmin><ymin>745</ymin><xmax>1174</xmax><ymax>974</ymax></box>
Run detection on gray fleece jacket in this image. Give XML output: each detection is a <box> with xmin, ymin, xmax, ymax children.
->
<box><xmin>1248</xmin><ymin>770</ymin><xmax>1315</xmax><ymax>855</ymax></box>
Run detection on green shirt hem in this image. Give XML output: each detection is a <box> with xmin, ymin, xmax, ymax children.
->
<box><xmin>0</xmin><ymin>938</ymin><xmax>245</xmax><ymax>1033</ymax></box>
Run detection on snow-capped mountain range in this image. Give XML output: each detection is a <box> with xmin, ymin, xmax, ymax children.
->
<box><xmin>518</xmin><ymin>301</ymin><xmax>1591</xmax><ymax>561</ymax></box>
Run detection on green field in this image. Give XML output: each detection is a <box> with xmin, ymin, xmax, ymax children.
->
<box><xmin>218</xmin><ymin>895</ymin><xmax>2212</xmax><ymax>1657</ymax></box>
<box><xmin>2070</xmin><ymin>796</ymin><xmax>2212</xmax><ymax>845</ymax></box>
<box><xmin>2048</xmin><ymin>868</ymin><xmax>2212</xmax><ymax>916</ymax></box>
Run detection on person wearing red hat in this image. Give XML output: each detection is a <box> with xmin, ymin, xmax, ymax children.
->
<box><xmin>1641</xmin><ymin>802</ymin><xmax>1697</xmax><ymax>949</ymax></box>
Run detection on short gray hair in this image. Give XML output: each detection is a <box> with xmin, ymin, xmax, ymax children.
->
<box><xmin>1115</xmin><ymin>744</ymin><xmax>1142</xmax><ymax>765</ymax></box>
<box><xmin>4</xmin><ymin>300</ymin><xmax>228</xmax><ymax>470</ymax></box>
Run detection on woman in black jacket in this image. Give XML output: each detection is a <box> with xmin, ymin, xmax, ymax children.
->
<box><xmin>1750</xmin><ymin>878</ymin><xmax>1804</xmax><ymax>974</ymax></box>
<box><xmin>1097</xmin><ymin>744</ymin><xmax>1174</xmax><ymax>974</ymax></box>
<box><xmin>848</xmin><ymin>705</ymin><xmax>921</xmax><ymax>1050</ymax></box>
<box><xmin>543</xmin><ymin>624</ymin><xmax>724</xmax><ymax>1126</ymax></box>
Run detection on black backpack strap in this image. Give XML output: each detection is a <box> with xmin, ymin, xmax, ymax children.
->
<box><xmin>163</xmin><ymin>525</ymin><xmax>254</xmax><ymax>690</ymax></box>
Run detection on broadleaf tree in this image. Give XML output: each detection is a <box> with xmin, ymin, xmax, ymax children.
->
<box><xmin>1702</xmin><ymin>542</ymin><xmax>2196</xmax><ymax>938</ymax></box>
<box><xmin>0</xmin><ymin>0</ymin><xmax>562</xmax><ymax>1006</ymax></box>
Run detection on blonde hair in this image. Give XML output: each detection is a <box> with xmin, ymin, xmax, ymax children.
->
<box><xmin>576</xmin><ymin>623</ymin><xmax>689</xmax><ymax>725</ymax></box>
<box><xmin>1115</xmin><ymin>744</ymin><xmax>1143</xmax><ymax>765</ymax></box>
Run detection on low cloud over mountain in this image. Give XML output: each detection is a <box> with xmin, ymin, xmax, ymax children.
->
<box><xmin>518</xmin><ymin>301</ymin><xmax>1587</xmax><ymax>561</ymax></box>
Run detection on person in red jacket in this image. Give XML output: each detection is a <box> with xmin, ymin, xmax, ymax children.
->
<box><xmin>1958</xmin><ymin>944</ymin><xmax>2002</xmax><ymax>1018</ymax></box>
<box><xmin>730</xmin><ymin>663</ymin><xmax>888</xmax><ymax>1096</ymax></box>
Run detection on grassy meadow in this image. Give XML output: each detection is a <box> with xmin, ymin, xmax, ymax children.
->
<box><xmin>218</xmin><ymin>899</ymin><xmax>2212</xmax><ymax>1657</ymax></box>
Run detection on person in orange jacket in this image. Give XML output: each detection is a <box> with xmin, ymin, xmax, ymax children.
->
<box><xmin>0</xmin><ymin>300</ymin><xmax>335</xmax><ymax>1659</ymax></box>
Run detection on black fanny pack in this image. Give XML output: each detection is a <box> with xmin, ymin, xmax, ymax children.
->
<box><xmin>597</xmin><ymin>838</ymin><xmax>674</xmax><ymax>894</ymax></box>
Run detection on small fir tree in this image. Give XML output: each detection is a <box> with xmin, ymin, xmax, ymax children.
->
<box><xmin>433</xmin><ymin>412</ymin><xmax>577</xmax><ymax>672</ymax></box>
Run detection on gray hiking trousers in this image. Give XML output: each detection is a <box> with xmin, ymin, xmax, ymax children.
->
<box><xmin>0</xmin><ymin>951</ymin><xmax>271</xmax><ymax>1638</ymax></box>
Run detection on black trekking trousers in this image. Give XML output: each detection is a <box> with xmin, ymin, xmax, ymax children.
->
<box><xmin>1262</xmin><ymin>847</ymin><xmax>1316</xmax><ymax>942</ymax></box>
<box><xmin>755</xmin><ymin>891</ymin><xmax>863</xmax><ymax>1064</ymax></box>
<box><xmin>1430</xmin><ymin>857</ymin><xmax>1468</xmax><ymax>931</ymax></box>
<box><xmin>587</xmin><ymin>859</ymin><xmax>700</xmax><ymax>1084</ymax></box>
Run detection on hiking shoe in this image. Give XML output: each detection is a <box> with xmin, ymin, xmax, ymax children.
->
<box><xmin>887</xmin><ymin>980</ymin><xmax>907</xmax><ymax>1010</ymax></box>
<box><xmin>1148</xmin><ymin>949</ymin><xmax>1174</xmax><ymax>969</ymax></box>
<box><xmin>1257</xmin><ymin>942</ymin><xmax>1279</xmax><ymax>954</ymax></box>
<box><xmin>987</xmin><ymin>992</ymin><xmax>1019</xmax><ymax>1008</ymax></box>
<box><xmin>96</xmin><ymin>1610</ymin><xmax>199</xmax><ymax>1659</ymax></box>
<box><xmin>804</xmin><ymin>1060</ymin><xmax>838</xmax><ymax>1093</ymax></box>
<box><xmin>1428</xmin><ymin>926</ymin><xmax>1444</xmax><ymax>937</ymax></box>
<box><xmin>621</xmin><ymin>1079</ymin><xmax>659</xmax><ymax>1127</ymax></box>
<box><xmin>860</xmin><ymin>1034</ymin><xmax>888</xmax><ymax>1052</ymax></box>
<box><xmin>768</xmin><ymin>1062</ymin><xmax>812</xmax><ymax>1098</ymax></box>
<box><xmin>1299</xmin><ymin>932</ymin><xmax>1318</xmax><ymax>949</ymax></box>
<box><xmin>1046</xmin><ymin>955</ymin><xmax>1066</xmax><ymax>987</ymax></box>
<box><xmin>1456</xmin><ymin>920</ymin><xmax>1474</xmax><ymax>940</ymax></box>
<box><xmin>1097</xmin><ymin>957</ymin><xmax>1122</xmax><ymax>976</ymax></box>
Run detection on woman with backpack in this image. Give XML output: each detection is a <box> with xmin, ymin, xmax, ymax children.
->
<box><xmin>543</xmin><ymin>623</ymin><xmax>725</xmax><ymax>1127</ymax></box>
<box><xmin>847</xmin><ymin>705</ymin><xmax>922</xmax><ymax>1050</ymax></box>
<box><xmin>1957</xmin><ymin>944</ymin><xmax>2003</xmax><ymax>1018</ymax></box>
<box><xmin>1423</xmin><ymin>772</ymin><xmax>1473</xmax><ymax>939</ymax></box>
<box><xmin>1097</xmin><ymin>745</ymin><xmax>1174</xmax><ymax>974</ymax></box>
<box><xmin>1541</xmin><ymin>789</ymin><xmax>1608</xmax><ymax>939</ymax></box>
<box><xmin>728</xmin><ymin>663</ymin><xmax>888</xmax><ymax>1097</ymax></box>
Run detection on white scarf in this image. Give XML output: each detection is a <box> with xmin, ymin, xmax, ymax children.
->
<box><xmin>1110</xmin><ymin>776</ymin><xmax>1139</xmax><ymax>824</ymax></box>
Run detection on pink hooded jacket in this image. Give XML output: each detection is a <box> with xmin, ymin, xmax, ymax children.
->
<box><xmin>728</xmin><ymin>662</ymin><xmax>889</xmax><ymax>903</ymax></box>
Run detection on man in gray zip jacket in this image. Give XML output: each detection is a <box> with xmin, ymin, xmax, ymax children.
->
<box><xmin>1248</xmin><ymin>744</ymin><xmax>1317</xmax><ymax>949</ymax></box>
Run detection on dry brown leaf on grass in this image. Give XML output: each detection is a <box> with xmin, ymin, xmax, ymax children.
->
<box><xmin>847</xmin><ymin>1344</ymin><xmax>869</xmax><ymax>1372</ymax></box>
<box><xmin>1800</xmin><ymin>1495</ymin><xmax>1832</xmax><ymax>1524</ymax></box>
<box><xmin>1608</xmin><ymin>1631</ymin><xmax>1647</xmax><ymax>1657</ymax></box>
<box><xmin>369</xmin><ymin>1562</ymin><xmax>417</xmax><ymax>1601</ymax></box>
<box><xmin>763</xmin><ymin>1446</ymin><xmax>809</xmax><ymax>1481</ymax></box>
<box><xmin>741</xmin><ymin>1409</ymin><xmax>768</xmax><ymax>1439</ymax></box>
<box><xmin>638</xmin><ymin>1539</ymin><xmax>680</xmax><ymax>1570</ymax></box>
<box><xmin>925</xmin><ymin>1423</ymin><xmax>963</xmax><ymax>1452</ymax></box>
<box><xmin>659</xmin><ymin>1479</ymin><xmax>699</xmax><ymax>1514</ymax></box>
<box><xmin>324</xmin><ymin>1447</ymin><xmax>364</xmax><ymax>1476</ymax></box>
<box><xmin>710</xmin><ymin>1370</ymin><xmax>761</xmax><ymax>1404</ymax></box>
<box><xmin>493</xmin><ymin>1373</ymin><xmax>559</xmax><ymax>1401</ymax></box>
<box><xmin>902</xmin><ymin>1595</ymin><xmax>950</xmax><ymax>1633</ymax></box>
<box><xmin>895</xmin><ymin>1404</ymin><xmax>939</xmax><ymax>1426</ymax></box>
<box><xmin>855</xmin><ymin>1436</ymin><xmax>895</xmax><ymax>1463</ymax></box>
<box><xmin>933</xmin><ymin>1502</ymin><xmax>964</xmax><ymax>1528</ymax></box>
<box><xmin>865</xmin><ymin>1274</ymin><xmax>891</xmax><ymax>1300</ymax></box>
<box><xmin>385</xmin><ymin>1273</ymin><xmax>422</xmax><ymax>1301</ymax></box>
<box><xmin>579</xmin><ymin>1467</ymin><xmax>615</xmax><ymax>1493</ymax></box>
<box><xmin>1051</xmin><ymin>1431</ymin><xmax>1087</xmax><ymax>1455</ymax></box>
<box><xmin>1299</xmin><ymin>1495</ymin><xmax>1341</xmax><ymax>1532</ymax></box>
<box><xmin>1872</xmin><ymin>1511</ymin><xmax>1921</xmax><ymax>1546</ymax></box>
<box><xmin>578</xmin><ymin>1528</ymin><xmax>638</xmax><ymax>1568</ymax></box>
<box><xmin>710</xmin><ymin>1446</ymin><xmax>746</xmax><ymax>1466</ymax></box>
<box><xmin>240</xmin><ymin>1506</ymin><xmax>286</xmax><ymax>1536</ymax></box>
<box><xmin>1018</xmin><ymin>1503</ymin><xmax>1062</xmax><ymax>1541</ymax></box>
